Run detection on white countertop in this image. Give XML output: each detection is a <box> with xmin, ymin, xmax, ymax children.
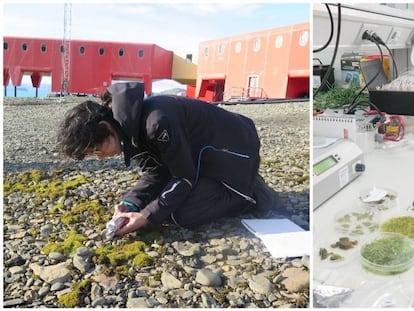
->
<box><xmin>313</xmin><ymin>123</ymin><xmax>414</xmax><ymax>308</ymax></box>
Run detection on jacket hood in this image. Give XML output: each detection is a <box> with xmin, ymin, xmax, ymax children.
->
<box><xmin>108</xmin><ymin>82</ymin><xmax>145</xmax><ymax>139</ymax></box>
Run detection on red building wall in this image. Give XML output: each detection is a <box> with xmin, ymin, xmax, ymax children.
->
<box><xmin>3</xmin><ymin>36</ymin><xmax>173</xmax><ymax>95</ymax></box>
<box><xmin>196</xmin><ymin>22</ymin><xmax>310</xmax><ymax>102</ymax></box>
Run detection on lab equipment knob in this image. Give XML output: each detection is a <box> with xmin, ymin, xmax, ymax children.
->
<box><xmin>355</xmin><ymin>163</ymin><xmax>365</xmax><ymax>172</ymax></box>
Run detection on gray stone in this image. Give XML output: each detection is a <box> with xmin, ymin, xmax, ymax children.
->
<box><xmin>3</xmin><ymin>298</ymin><xmax>25</xmax><ymax>307</ymax></box>
<box><xmin>127</xmin><ymin>297</ymin><xmax>148</xmax><ymax>308</ymax></box>
<box><xmin>48</xmin><ymin>252</ymin><xmax>66</xmax><ymax>262</ymax></box>
<box><xmin>248</xmin><ymin>275</ymin><xmax>273</xmax><ymax>295</ymax></box>
<box><xmin>281</xmin><ymin>267</ymin><xmax>309</xmax><ymax>292</ymax></box>
<box><xmin>38</xmin><ymin>286</ymin><xmax>50</xmax><ymax>298</ymax></box>
<box><xmin>195</xmin><ymin>269</ymin><xmax>222</xmax><ymax>287</ymax></box>
<box><xmin>161</xmin><ymin>271</ymin><xmax>182</xmax><ymax>289</ymax></box>
<box><xmin>50</xmin><ymin>282</ymin><xmax>65</xmax><ymax>291</ymax></box>
<box><xmin>29</xmin><ymin>262</ymin><xmax>71</xmax><ymax>284</ymax></box>
<box><xmin>171</xmin><ymin>241</ymin><xmax>202</xmax><ymax>257</ymax></box>
<box><xmin>40</xmin><ymin>224</ymin><xmax>54</xmax><ymax>238</ymax></box>
<box><xmin>9</xmin><ymin>265</ymin><xmax>26</xmax><ymax>275</ymax></box>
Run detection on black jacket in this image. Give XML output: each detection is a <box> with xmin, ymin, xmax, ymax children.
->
<box><xmin>108</xmin><ymin>82</ymin><xmax>260</xmax><ymax>224</ymax></box>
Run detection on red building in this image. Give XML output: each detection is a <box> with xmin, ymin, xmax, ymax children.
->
<box><xmin>3</xmin><ymin>37</ymin><xmax>173</xmax><ymax>95</ymax></box>
<box><xmin>196</xmin><ymin>22</ymin><xmax>310</xmax><ymax>102</ymax></box>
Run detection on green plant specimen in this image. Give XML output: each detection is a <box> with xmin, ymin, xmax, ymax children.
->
<box><xmin>313</xmin><ymin>83</ymin><xmax>368</xmax><ymax>111</ymax></box>
<box><xmin>361</xmin><ymin>234</ymin><xmax>414</xmax><ymax>275</ymax></box>
<box><xmin>380</xmin><ymin>216</ymin><xmax>414</xmax><ymax>239</ymax></box>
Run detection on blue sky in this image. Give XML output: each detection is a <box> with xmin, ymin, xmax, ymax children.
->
<box><xmin>2</xmin><ymin>1</ymin><xmax>309</xmax><ymax>92</ymax></box>
<box><xmin>3</xmin><ymin>2</ymin><xmax>309</xmax><ymax>56</ymax></box>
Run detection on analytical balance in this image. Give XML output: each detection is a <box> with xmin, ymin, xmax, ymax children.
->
<box><xmin>313</xmin><ymin>136</ymin><xmax>365</xmax><ymax>209</ymax></box>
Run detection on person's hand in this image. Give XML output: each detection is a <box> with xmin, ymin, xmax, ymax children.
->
<box><xmin>114</xmin><ymin>211</ymin><xmax>149</xmax><ymax>236</ymax></box>
<box><xmin>113</xmin><ymin>202</ymin><xmax>131</xmax><ymax>217</ymax></box>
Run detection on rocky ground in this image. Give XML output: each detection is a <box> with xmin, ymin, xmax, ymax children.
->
<box><xmin>3</xmin><ymin>96</ymin><xmax>310</xmax><ymax>308</ymax></box>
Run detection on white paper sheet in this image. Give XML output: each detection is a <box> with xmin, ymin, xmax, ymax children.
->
<box><xmin>241</xmin><ymin>218</ymin><xmax>310</xmax><ymax>258</ymax></box>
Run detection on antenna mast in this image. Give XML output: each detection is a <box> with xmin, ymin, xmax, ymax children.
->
<box><xmin>62</xmin><ymin>3</ymin><xmax>72</xmax><ymax>95</ymax></box>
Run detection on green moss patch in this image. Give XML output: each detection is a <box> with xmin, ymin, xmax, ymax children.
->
<box><xmin>60</xmin><ymin>199</ymin><xmax>111</xmax><ymax>227</ymax></box>
<box><xmin>94</xmin><ymin>241</ymin><xmax>154</xmax><ymax>276</ymax></box>
<box><xmin>42</xmin><ymin>230</ymin><xmax>86</xmax><ymax>255</ymax></box>
<box><xmin>58</xmin><ymin>280</ymin><xmax>91</xmax><ymax>308</ymax></box>
<box><xmin>4</xmin><ymin>169</ymin><xmax>89</xmax><ymax>200</ymax></box>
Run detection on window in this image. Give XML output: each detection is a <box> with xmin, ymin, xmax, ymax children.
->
<box><xmin>299</xmin><ymin>31</ymin><xmax>309</xmax><ymax>46</ymax></box>
<box><xmin>204</xmin><ymin>47</ymin><xmax>209</xmax><ymax>57</ymax></box>
<box><xmin>218</xmin><ymin>44</ymin><xmax>225</xmax><ymax>56</ymax></box>
<box><xmin>4</xmin><ymin>42</ymin><xmax>8</xmax><ymax>50</ymax></box>
<box><xmin>41</xmin><ymin>44</ymin><xmax>47</xmax><ymax>53</ymax></box>
<box><xmin>275</xmin><ymin>35</ymin><xmax>283</xmax><ymax>48</ymax></box>
<box><xmin>60</xmin><ymin>45</ymin><xmax>65</xmax><ymax>53</ymax></box>
<box><xmin>79</xmin><ymin>46</ymin><xmax>85</xmax><ymax>54</ymax></box>
<box><xmin>138</xmin><ymin>49</ymin><xmax>144</xmax><ymax>58</ymax></box>
<box><xmin>186</xmin><ymin>54</ymin><xmax>192</xmax><ymax>63</ymax></box>
<box><xmin>99</xmin><ymin>47</ymin><xmax>105</xmax><ymax>56</ymax></box>
<box><xmin>253</xmin><ymin>39</ymin><xmax>261</xmax><ymax>52</ymax></box>
<box><xmin>119</xmin><ymin>48</ymin><xmax>124</xmax><ymax>57</ymax></box>
<box><xmin>22</xmin><ymin>43</ymin><xmax>28</xmax><ymax>51</ymax></box>
<box><xmin>235</xmin><ymin>42</ymin><xmax>242</xmax><ymax>53</ymax></box>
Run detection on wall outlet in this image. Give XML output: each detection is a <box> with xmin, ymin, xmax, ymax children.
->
<box><xmin>387</xmin><ymin>27</ymin><xmax>403</xmax><ymax>44</ymax></box>
<box><xmin>355</xmin><ymin>24</ymin><xmax>381</xmax><ymax>45</ymax></box>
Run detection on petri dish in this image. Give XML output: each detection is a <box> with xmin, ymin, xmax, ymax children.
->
<box><xmin>358</xmin><ymin>187</ymin><xmax>398</xmax><ymax>211</ymax></box>
<box><xmin>315</xmin><ymin>236</ymin><xmax>360</xmax><ymax>270</ymax></box>
<box><xmin>334</xmin><ymin>207</ymin><xmax>379</xmax><ymax>236</ymax></box>
<box><xmin>360</xmin><ymin>232</ymin><xmax>414</xmax><ymax>275</ymax></box>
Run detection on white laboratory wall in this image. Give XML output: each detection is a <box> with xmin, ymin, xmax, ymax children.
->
<box><xmin>313</xmin><ymin>3</ymin><xmax>414</xmax><ymax>83</ymax></box>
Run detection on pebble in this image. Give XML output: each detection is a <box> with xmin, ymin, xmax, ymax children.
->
<box><xmin>195</xmin><ymin>268</ymin><xmax>222</xmax><ymax>287</ymax></box>
<box><xmin>248</xmin><ymin>275</ymin><xmax>273</xmax><ymax>295</ymax></box>
<box><xmin>3</xmin><ymin>97</ymin><xmax>310</xmax><ymax>307</ymax></box>
<box><xmin>161</xmin><ymin>271</ymin><xmax>182</xmax><ymax>289</ymax></box>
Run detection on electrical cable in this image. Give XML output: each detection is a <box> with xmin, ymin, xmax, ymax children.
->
<box><xmin>361</xmin><ymin>30</ymin><xmax>399</xmax><ymax>79</ymax></box>
<box><xmin>314</xmin><ymin>3</ymin><xmax>341</xmax><ymax>98</ymax></box>
<box><xmin>345</xmin><ymin>40</ymin><xmax>384</xmax><ymax>114</ymax></box>
<box><xmin>382</xmin><ymin>44</ymin><xmax>399</xmax><ymax>79</ymax></box>
<box><xmin>313</xmin><ymin>4</ymin><xmax>334</xmax><ymax>53</ymax></box>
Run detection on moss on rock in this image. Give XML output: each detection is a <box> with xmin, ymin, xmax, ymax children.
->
<box><xmin>42</xmin><ymin>230</ymin><xmax>86</xmax><ymax>255</ymax></box>
<box><xmin>58</xmin><ymin>280</ymin><xmax>91</xmax><ymax>308</ymax></box>
<box><xmin>94</xmin><ymin>240</ymin><xmax>154</xmax><ymax>276</ymax></box>
<box><xmin>4</xmin><ymin>169</ymin><xmax>89</xmax><ymax>200</ymax></box>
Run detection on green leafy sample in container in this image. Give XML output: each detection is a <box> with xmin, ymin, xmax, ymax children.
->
<box><xmin>335</xmin><ymin>208</ymin><xmax>379</xmax><ymax>236</ymax></box>
<box><xmin>380</xmin><ymin>216</ymin><xmax>414</xmax><ymax>239</ymax></box>
<box><xmin>360</xmin><ymin>232</ymin><xmax>414</xmax><ymax>275</ymax></box>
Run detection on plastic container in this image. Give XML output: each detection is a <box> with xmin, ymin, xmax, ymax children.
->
<box><xmin>105</xmin><ymin>217</ymin><xmax>127</xmax><ymax>240</ymax></box>
<box><xmin>360</xmin><ymin>232</ymin><xmax>414</xmax><ymax>275</ymax></box>
<box><xmin>357</xmin><ymin>187</ymin><xmax>398</xmax><ymax>211</ymax></box>
<box><xmin>334</xmin><ymin>207</ymin><xmax>379</xmax><ymax>236</ymax></box>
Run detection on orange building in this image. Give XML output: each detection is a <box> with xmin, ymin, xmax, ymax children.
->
<box><xmin>196</xmin><ymin>22</ymin><xmax>310</xmax><ymax>102</ymax></box>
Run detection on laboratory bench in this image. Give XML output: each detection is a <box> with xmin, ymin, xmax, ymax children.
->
<box><xmin>313</xmin><ymin>116</ymin><xmax>414</xmax><ymax>308</ymax></box>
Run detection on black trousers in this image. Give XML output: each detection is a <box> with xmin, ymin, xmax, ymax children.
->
<box><xmin>169</xmin><ymin>177</ymin><xmax>253</xmax><ymax>228</ymax></box>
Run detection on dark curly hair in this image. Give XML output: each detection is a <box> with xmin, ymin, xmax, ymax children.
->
<box><xmin>57</xmin><ymin>100</ymin><xmax>117</xmax><ymax>160</ymax></box>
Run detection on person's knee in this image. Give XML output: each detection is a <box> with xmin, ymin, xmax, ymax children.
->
<box><xmin>169</xmin><ymin>211</ymin><xmax>198</xmax><ymax>229</ymax></box>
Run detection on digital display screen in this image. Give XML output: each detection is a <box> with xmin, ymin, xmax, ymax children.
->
<box><xmin>314</xmin><ymin>155</ymin><xmax>337</xmax><ymax>176</ymax></box>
